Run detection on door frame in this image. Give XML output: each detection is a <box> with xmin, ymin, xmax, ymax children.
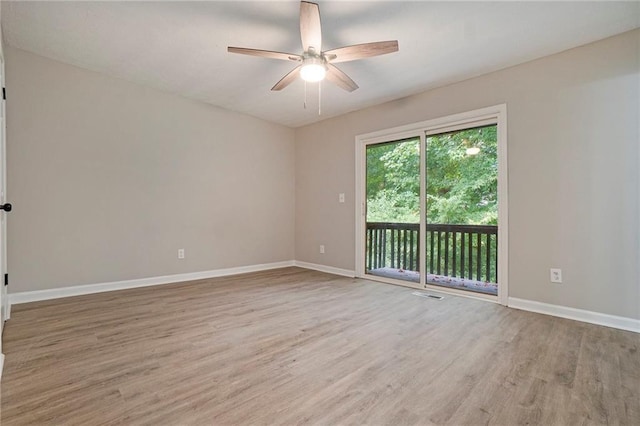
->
<box><xmin>355</xmin><ymin>104</ymin><xmax>509</xmax><ymax>305</ymax></box>
<box><xmin>0</xmin><ymin>35</ymin><xmax>6</xmax><ymax>375</ymax></box>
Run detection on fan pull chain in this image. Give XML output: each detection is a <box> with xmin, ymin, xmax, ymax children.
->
<box><xmin>304</xmin><ymin>81</ymin><xmax>307</xmax><ymax>109</ymax></box>
<box><xmin>318</xmin><ymin>80</ymin><xmax>322</xmax><ymax>116</ymax></box>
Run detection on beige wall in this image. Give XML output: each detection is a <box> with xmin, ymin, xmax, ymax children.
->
<box><xmin>6</xmin><ymin>47</ymin><xmax>295</xmax><ymax>292</ymax></box>
<box><xmin>295</xmin><ymin>30</ymin><xmax>640</xmax><ymax>320</ymax></box>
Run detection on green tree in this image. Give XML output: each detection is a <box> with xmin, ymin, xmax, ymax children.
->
<box><xmin>366</xmin><ymin>125</ymin><xmax>497</xmax><ymax>225</ymax></box>
<box><xmin>366</xmin><ymin>138</ymin><xmax>420</xmax><ymax>222</ymax></box>
<box><xmin>426</xmin><ymin>125</ymin><xmax>497</xmax><ymax>225</ymax></box>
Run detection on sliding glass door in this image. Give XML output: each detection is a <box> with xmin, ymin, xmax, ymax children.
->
<box><xmin>357</xmin><ymin>106</ymin><xmax>507</xmax><ymax>301</ymax></box>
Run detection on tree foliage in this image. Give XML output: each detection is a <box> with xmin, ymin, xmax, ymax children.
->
<box><xmin>366</xmin><ymin>125</ymin><xmax>498</xmax><ymax>225</ymax></box>
<box><xmin>366</xmin><ymin>138</ymin><xmax>421</xmax><ymax>222</ymax></box>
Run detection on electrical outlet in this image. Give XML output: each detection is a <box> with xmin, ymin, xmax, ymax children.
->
<box><xmin>178</xmin><ymin>249</ymin><xmax>185</xmax><ymax>259</ymax></box>
<box><xmin>550</xmin><ymin>268</ymin><xmax>562</xmax><ymax>283</ymax></box>
<box><xmin>319</xmin><ymin>245</ymin><xmax>325</xmax><ymax>254</ymax></box>
<box><xmin>339</xmin><ymin>193</ymin><xmax>345</xmax><ymax>203</ymax></box>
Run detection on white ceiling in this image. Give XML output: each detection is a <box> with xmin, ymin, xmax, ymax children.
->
<box><xmin>2</xmin><ymin>1</ymin><xmax>639</xmax><ymax>128</ymax></box>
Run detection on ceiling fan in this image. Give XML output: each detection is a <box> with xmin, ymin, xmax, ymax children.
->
<box><xmin>228</xmin><ymin>1</ymin><xmax>399</xmax><ymax>92</ymax></box>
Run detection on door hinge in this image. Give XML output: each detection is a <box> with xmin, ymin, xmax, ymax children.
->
<box><xmin>4</xmin><ymin>273</ymin><xmax>7</xmax><ymax>286</ymax></box>
<box><xmin>2</xmin><ymin>87</ymin><xmax>5</xmax><ymax>100</ymax></box>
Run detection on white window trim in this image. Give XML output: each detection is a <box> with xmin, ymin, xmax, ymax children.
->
<box><xmin>355</xmin><ymin>104</ymin><xmax>509</xmax><ymax>305</ymax></box>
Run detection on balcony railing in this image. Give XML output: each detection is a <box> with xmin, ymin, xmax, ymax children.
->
<box><xmin>366</xmin><ymin>222</ymin><xmax>498</xmax><ymax>284</ymax></box>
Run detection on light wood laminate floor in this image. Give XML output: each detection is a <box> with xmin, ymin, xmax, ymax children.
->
<box><xmin>1</xmin><ymin>267</ymin><xmax>638</xmax><ymax>425</ymax></box>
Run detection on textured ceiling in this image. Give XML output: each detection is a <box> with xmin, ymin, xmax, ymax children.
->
<box><xmin>2</xmin><ymin>1</ymin><xmax>639</xmax><ymax>128</ymax></box>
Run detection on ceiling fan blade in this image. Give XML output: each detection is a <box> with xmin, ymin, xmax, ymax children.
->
<box><xmin>271</xmin><ymin>66</ymin><xmax>302</xmax><ymax>91</ymax></box>
<box><xmin>325</xmin><ymin>64</ymin><xmax>358</xmax><ymax>92</ymax></box>
<box><xmin>228</xmin><ymin>47</ymin><xmax>302</xmax><ymax>62</ymax></box>
<box><xmin>300</xmin><ymin>1</ymin><xmax>322</xmax><ymax>53</ymax></box>
<box><xmin>323</xmin><ymin>41</ymin><xmax>399</xmax><ymax>63</ymax></box>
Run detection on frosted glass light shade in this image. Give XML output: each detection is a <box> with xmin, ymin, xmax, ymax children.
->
<box><xmin>300</xmin><ymin>58</ymin><xmax>326</xmax><ymax>82</ymax></box>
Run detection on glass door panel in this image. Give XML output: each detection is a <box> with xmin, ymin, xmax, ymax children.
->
<box><xmin>425</xmin><ymin>125</ymin><xmax>498</xmax><ymax>295</ymax></box>
<box><xmin>365</xmin><ymin>138</ymin><xmax>421</xmax><ymax>284</ymax></box>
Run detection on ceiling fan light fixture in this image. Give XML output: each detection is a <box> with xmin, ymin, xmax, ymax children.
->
<box><xmin>228</xmin><ymin>1</ymin><xmax>398</xmax><ymax>93</ymax></box>
<box><xmin>300</xmin><ymin>57</ymin><xmax>326</xmax><ymax>82</ymax></box>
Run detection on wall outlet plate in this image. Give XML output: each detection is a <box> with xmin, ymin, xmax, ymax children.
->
<box><xmin>550</xmin><ymin>268</ymin><xmax>562</xmax><ymax>283</ymax></box>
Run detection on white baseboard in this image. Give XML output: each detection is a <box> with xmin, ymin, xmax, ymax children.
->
<box><xmin>7</xmin><ymin>260</ymin><xmax>356</xmax><ymax>306</ymax></box>
<box><xmin>0</xmin><ymin>353</ymin><xmax>4</xmax><ymax>381</ymax></box>
<box><xmin>508</xmin><ymin>297</ymin><xmax>639</xmax><ymax>334</ymax></box>
<box><xmin>9</xmin><ymin>261</ymin><xmax>295</xmax><ymax>305</ymax></box>
<box><xmin>293</xmin><ymin>261</ymin><xmax>355</xmax><ymax>278</ymax></box>
<box><xmin>5</xmin><ymin>263</ymin><xmax>637</xmax><ymax>336</ymax></box>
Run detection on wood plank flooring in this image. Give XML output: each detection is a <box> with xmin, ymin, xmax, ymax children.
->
<box><xmin>1</xmin><ymin>267</ymin><xmax>638</xmax><ymax>425</ymax></box>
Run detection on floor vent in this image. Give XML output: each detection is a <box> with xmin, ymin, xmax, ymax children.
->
<box><xmin>412</xmin><ymin>291</ymin><xmax>444</xmax><ymax>300</ymax></box>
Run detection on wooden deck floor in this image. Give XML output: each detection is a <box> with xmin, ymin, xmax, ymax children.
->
<box><xmin>368</xmin><ymin>267</ymin><xmax>498</xmax><ymax>295</ymax></box>
<box><xmin>1</xmin><ymin>267</ymin><xmax>638</xmax><ymax>425</ymax></box>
